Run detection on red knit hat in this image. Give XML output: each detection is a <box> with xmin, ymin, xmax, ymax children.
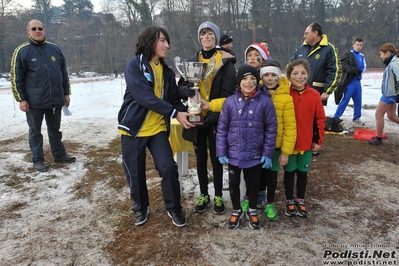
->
<box><xmin>244</xmin><ymin>43</ymin><xmax>270</xmax><ymax>60</ymax></box>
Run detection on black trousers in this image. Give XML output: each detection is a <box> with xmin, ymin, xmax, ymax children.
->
<box><xmin>229</xmin><ymin>164</ymin><xmax>262</xmax><ymax>210</ymax></box>
<box><xmin>194</xmin><ymin>126</ymin><xmax>223</xmax><ymax>197</ymax></box>
<box><xmin>25</xmin><ymin>107</ymin><xmax>66</xmax><ymax>163</ymax></box>
<box><xmin>260</xmin><ymin>168</ymin><xmax>278</xmax><ymax>203</ymax></box>
<box><xmin>121</xmin><ymin>132</ymin><xmax>182</xmax><ymax>213</ymax></box>
<box><xmin>283</xmin><ymin>170</ymin><xmax>308</xmax><ymax>200</ymax></box>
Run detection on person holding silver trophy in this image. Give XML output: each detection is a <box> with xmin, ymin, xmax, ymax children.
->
<box><xmin>177</xmin><ymin>21</ymin><xmax>236</xmax><ymax>215</ymax></box>
<box><xmin>118</xmin><ymin>26</ymin><xmax>194</xmax><ymax>227</ymax></box>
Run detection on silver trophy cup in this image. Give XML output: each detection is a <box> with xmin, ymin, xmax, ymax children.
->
<box><xmin>174</xmin><ymin>56</ymin><xmax>215</xmax><ymax>125</ymax></box>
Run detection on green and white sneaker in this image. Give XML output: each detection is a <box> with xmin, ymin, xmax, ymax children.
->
<box><xmin>264</xmin><ymin>203</ymin><xmax>278</xmax><ymax>221</ymax></box>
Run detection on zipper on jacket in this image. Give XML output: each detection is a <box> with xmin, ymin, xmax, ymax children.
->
<box><xmin>39</xmin><ymin>46</ymin><xmax>54</xmax><ymax>108</ymax></box>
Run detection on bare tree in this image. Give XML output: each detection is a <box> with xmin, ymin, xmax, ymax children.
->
<box><xmin>32</xmin><ymin>0</ymin><xmax>54</xmax><ymax>26</ymax></box>
<box><xmin>4</xmin><ymin>0</ymin><xmax>399</xmax><ymax>74</ymax></box>
<box><xmin>0</xmin><ymin>0</ymin><xmax>13</xmax><ymax>72</ymax></box>
<box><xmin>63</xmin><ymin>0</ymin><xmax>94</xmax><ymax>21</ymax></box>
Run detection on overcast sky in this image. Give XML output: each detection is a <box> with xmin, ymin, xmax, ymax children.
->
<box><xmin>14</xmin><ymin>0</ymin><xmax>104</xmax><ymax>13</ymax></box>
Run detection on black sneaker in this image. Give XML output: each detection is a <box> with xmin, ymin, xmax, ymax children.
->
<box><xmin>33</xmin><ymin>162</ymin><xmax>49</xmax><ymax>172</ymax></box>
<box><xmin>246</xmin><ymin>210</ymin><xmax>260</xmax><ymax>230</ymax></box>
<box><xmin>213</xmin><ymin>196</ymin><xmax>225</xmax><ymax>214</ymax></box>
<box><xmin>228</xmin><ymin>209</ymin><xmax>243</xmax><ymax>229</ymax></box>
<box><xmin>366</xmin><ymin>136</ymin><xmax>383</xmax><ymax>145</ymax></box>
<box><xmin>296</xmin><ymin>201</ymin><xmax>308</xmax><ymax>218</ymax></box>
<box><xmin>194</xmin><ymin>194</ymin><xmax>210</xmax><ymax>213</ymax></box>
<box><xmin>285</xmin><ymin>199</ymin><xmax>297</xmax><ymax>217</ymax></box>
<box><xmin>167</xmin><ymin>210</ymin><xmax>187</xmax><ymax>227</ymax></box>
<box><xmin>134</xmin><ymin>209</ymin><xmax>149</xmax><ymax>226</ymax></box>
<box><xmin>54</xmin><ymin>154</ymin><xmax>76</xmax><ymax>163</ymax></box>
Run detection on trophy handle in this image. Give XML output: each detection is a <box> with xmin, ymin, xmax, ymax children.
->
<box><xmin>174</xmin><ymin>56</ymin><xmax>185</xmax><ymax>79</ymax></box>
<box><xmin>204</xmin><ymin>58</ymin><xmax>216</xmax><ymax>79</ymax></box>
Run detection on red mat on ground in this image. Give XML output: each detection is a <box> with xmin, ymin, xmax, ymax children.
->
<box><xmin>353</xmin><ymin>128</ymin><xmax>386</xmax><ymax>141</ymax></box>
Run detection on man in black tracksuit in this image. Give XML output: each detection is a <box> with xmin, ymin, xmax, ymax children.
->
<box><xmin>290</xmin><ymin>21</ymin><xmax>341</xmax><ymax>106</ymax></box>
<box><xmin>11</xmin><ymin>19</ymin><xmax>76</xmax><ymax>172</ymax></box>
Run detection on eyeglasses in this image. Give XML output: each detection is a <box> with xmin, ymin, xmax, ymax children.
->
<box><xmin>31</xmin><ymin>27</ymin><xmax>44</xmax><ymax>31</ymax></box>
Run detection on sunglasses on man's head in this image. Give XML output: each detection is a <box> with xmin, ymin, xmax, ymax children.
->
<box><xmin>31</xmin><ymin>27</ymin><xmax>43</xmax><ymax>31</ymax></box>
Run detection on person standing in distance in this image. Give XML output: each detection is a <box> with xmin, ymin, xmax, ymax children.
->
<box><xmin>260</xmin><ymin>40</ymin><xmax>273</xmax><ymax>59</ymax></box>
<box><xmin>11</xmin><ymin>19</ymin><xmax>76</xmax><ymax>172</ymax></box>
<box><xmin>333</xmin><ymin>38</ymin><xmax>366</xmax><ymax>124</ymax></box>
<box><xmin>289</xmin><ymin>22</ymin><xmax>341</xmax><ymax>106</ymax></box>
<box><xmin>218</xmin><ymin>34</ymin><xmax>234</xmax><ymax>55</ymax></box>
<box><xmin>366</xmin><ymin>43</ymin><xmax>399</xmax><ymax>145</ymax></box>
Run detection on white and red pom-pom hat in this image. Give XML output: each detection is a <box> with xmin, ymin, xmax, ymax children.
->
<box><xmin>244</xmin><ymin>43</ymin><xmax>270</xmax><ymax>60</ymax></box>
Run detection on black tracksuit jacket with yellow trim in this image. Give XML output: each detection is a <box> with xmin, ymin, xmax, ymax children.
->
<box><xmin>289</xmin><ymin>34</ymin><xmax>341</xmax><ymax>95</ymax></box>
<box><xmin>11</xmin><ymin>37</ymin><xmax>70</xmax><ymax>108</ymax></box>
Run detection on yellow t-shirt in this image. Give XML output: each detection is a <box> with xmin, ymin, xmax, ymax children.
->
<box><xmin>198</xmin><ymin>52</ymin><xmax>222</xmax><ymax>116</ymax></box>
<box><xmin>137</xmin><ymin>62</ymin><xmax>167</xmax><ymax>137</ymax></box>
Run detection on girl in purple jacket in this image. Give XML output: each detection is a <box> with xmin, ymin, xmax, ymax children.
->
<box><xmin>216</xmin><ymin>65</ymin><xmax>277</xmax><ymax>229</ymax></box>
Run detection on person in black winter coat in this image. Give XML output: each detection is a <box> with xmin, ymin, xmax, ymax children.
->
<box><xmin>178</xmin><ymin>21</ymin><xmax>236</xmax><ymax>216</ymax></box>
<box><xmin>118</xmin><ymin>26</ymin><xmax>194</xmax><ymax>227</ymax></box>
<box><xmin>11</xmin><ymin>19</ymin><xmax>76</xmax><ymax>172</ymax></box>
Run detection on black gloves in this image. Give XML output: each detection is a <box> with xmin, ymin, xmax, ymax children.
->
<box><xmin>177</xmin><ymin>82</ymin><xmax>195</xmax><ymax>100</ymax></box>
<box><xmin>202</xmin><ymin>112</ymin><xmax>218</xmax><ymax>127</ymax></box>
<box><xmin>357</xmin><ymin>69</ymin><xmax>362</xmax><ymax>76</ymax></box>
<box><xmin>202</xmin><ymin>116</ymin><xmax>212</xmax><ymax>127</ymax></box>
<box><xmin>396</xmin><ymin>94</ymin><xmax>399</xmax><ymax>103</ymax></box>
<box><xmin>184</xmin><ymin>86</ymin><xmax>196</xmax><ymax>98</ymax></box>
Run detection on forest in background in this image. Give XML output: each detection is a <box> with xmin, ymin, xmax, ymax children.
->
<box><xmin>1</xmin><ymin>0</ymin><xmax>399</xmax><ymax>74</ymax></box>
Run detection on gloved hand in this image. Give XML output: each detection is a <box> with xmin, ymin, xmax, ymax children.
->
<box><xmin>218</xmin><ymin>156</ymin><xmax>229</xmax><ymax>164</ymax></box>
<box><xmin>357</xmin><ymin>69</ymin><xmax>362</xmax><ymax>76</ymax></box>
<box><xmin>260</xmin><ymin>156</ymin><xmax>272</xmax><ymax>169</ymax></box>
<box><xmin>202</xmin><ymin>112</ymin><xmax>217</xmax><ymax>127</ymax></box>
<box><xmin>177</xmin><ymin>82</ymin><xmax>195</xmax><ymax>99</ymax></box>
<box><xmin>183</xmin><ymin>83</ymin><xmax>196</xmax><ymax>98</ymax></box>
<box><xmin>396</xmin><ymin>94</ymin><xmax>399</xmax><ymax>103</ymax></box>
<box><xmin>202</xmin><ymin>116</ymin><xmax>211</xmax><ymax>127</ymax></box>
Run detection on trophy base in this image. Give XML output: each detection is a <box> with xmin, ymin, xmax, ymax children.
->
<box><xmin>188</xmin><ymin>113</ymin><xmax>204</xmax><ymax>126</ymax></box>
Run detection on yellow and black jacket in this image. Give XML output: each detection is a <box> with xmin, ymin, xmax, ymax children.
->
<box><xmin>11</xmin><ymin>37</ymin><xmax>70</xmax><ymax>108</ymax></box>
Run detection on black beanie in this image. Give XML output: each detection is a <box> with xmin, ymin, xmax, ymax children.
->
<box><xmin>220</xmin><ymin>34</ymin><xmax>233</xmax><ymax>45</ymax></box>
<box><xmin>236</xmin><ymin>65</ymin><xmax>260</xmax><ymax>85</ymax></box>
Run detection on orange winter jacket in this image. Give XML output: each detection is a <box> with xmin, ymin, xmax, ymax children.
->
<box><xmin>290</xmin><ymin>84</ymin><xmax>326</xmax><ymax>151</ymax></box>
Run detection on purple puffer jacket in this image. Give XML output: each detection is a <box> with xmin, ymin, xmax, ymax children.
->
<box><xmin>216</xmin><ymin>87</ymin><xmax>277</xmax><ymax>168</ymax></box>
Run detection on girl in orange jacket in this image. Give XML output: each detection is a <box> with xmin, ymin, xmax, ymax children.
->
<box><xmin>284</xmin><ymin>59</ymin><xmax>326</xmax><ymax>218</ymax></box>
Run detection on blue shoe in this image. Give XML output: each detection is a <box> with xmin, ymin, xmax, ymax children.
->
<box><xmin>256</xmin><ymin>190</ymin><xmax>266</xmax><ymax>209</ymax></box>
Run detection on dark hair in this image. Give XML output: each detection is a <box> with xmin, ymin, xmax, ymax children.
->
<box><xmin>135</xmin><ymin>26</ymin><xmax>170</xmax><ymax>62</ymax></box>
<box><xmin>309</xmin><ymin>22</ymin><xmax>323</xmax><ymax>36</ymax></box>
<box><xmin>379</xmin><ymin>43</ymin><xmax>399</xmax><ymax>57</ymax></box>
<box><xmin>262</xmin><ymin>59</ymin><xmax>282</xmax><ymax>69</ymax></box>
<box><xmin>354</xmin><ymin>38</ymin><xmax>363</xmax><ymax>43</ymax></box>
<box><xmin>286</xmin><ymin>59</ymin><xmax>311</xmax><ymax>78</ymax></box>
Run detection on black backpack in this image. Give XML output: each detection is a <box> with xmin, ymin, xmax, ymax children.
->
<box><xmin>325</xmin><ymin>117</ymin><xmax>344</xmax><ymax>132</ymax></box>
